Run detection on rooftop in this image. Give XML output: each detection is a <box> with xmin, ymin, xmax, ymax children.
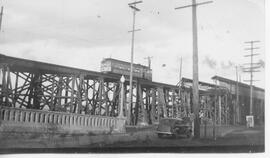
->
<box><xmin>102</xmin><ymin>58</ymin><xmax>151</xmax><ymax>69</ymax></box>
<box><xmin>212</xmin><ymin>75</ymin><xmax>264</xmax><ymax>92</ymax></box>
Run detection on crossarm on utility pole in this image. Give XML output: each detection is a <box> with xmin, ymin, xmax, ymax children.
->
<box><xmin>245</xmin><ymin>41</ymin><xmax>260</xmax><ymax>44</ymax></box>
<box><xmin>245</xmin><ymin>47</ymin><xmax>260</xmax><ymax>50</ymax></box>
<box><xmin>128</xmin><ymin>1</ymin><xmax>143</xmax><ymax>6</ymax></box>
<box><xmin>175</xmin><ymin>1</ymin><xmax>213</xmax><ymax>10</ymax></box>
<box><xmin>244</xmin><ymin>54</ymin><xmax>260</xmax><ymax>57</ymax></box>
<box><xmin>128</xmin><ymin>29</ymin><xmax>141</xmax><ymax>33</ymax></box>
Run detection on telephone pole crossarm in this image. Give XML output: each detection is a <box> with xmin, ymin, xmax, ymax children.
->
<box><xmin>175</xmin><ymin>1</ymin><xmax>213</xmax><ymax>10</ymax></box>
<box><xmin>245</xmin><ymin>40</ymin><xmax>260</xmax><ymax>44</ymax></box>
<box><xmin>129</xmin><ymin>5</ymin><xmax>140</xmax><ymax>11</ymax></box>
<box><xmin>244</xmin><ymin>54</ymin><xmax>260</xmax><ymax>57</ymax></box>
<box><xmin>245</xmin><ymin>47</ymin><xmax>260</xmax><ymax>50</ymax></box>
<box><xmin>243</xmin><ymin>66</ymin><xmax>261</xmax><ymax>70</ymax></box>
<box><xmin>128</xmin><ymin>1</ymin><xmax>143</xmax><ymax>6</ymax></box>
<box><xmin>128</xmin><ymin>29</ymin><xmax>141</xmax><ymax>33</ymax></box>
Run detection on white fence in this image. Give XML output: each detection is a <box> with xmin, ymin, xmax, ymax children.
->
<box><xmin>0</xmin><ymin>106</ymin><xmax>126</xmax><ymax>134</ymax></box>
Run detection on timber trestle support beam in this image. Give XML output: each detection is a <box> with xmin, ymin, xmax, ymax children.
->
<box><xmin>0</xmin><ymin>54</ymin><xmax>234</xmax><ymax>126</ymax></box>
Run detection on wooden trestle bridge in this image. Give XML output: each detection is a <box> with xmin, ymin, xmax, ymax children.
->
<box><xmin>0</xmin><ymin>54</ymin><xmax>233</xmax><ymax>135</ymax></box>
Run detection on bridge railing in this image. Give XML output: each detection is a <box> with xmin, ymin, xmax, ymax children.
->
<box><xmin>0</xmin><ymin>106</ymin><xmax>126</xmax><ymax>134</ymax></box>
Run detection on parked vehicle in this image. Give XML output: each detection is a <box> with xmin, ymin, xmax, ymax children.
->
<box><xmin>156</xmin><ymin>118</ymin><xmax>192</xmax><ymax>138</ymax></box>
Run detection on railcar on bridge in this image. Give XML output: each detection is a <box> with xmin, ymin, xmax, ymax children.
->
<box><xmin>101</xmin><ymin>58</ymin><xmax>152</xmax><ymax>81</ymax></box>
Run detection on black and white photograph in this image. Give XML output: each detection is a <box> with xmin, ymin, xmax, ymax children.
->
<box><xmin>0</xmin><ymin>0</ymin><xmax>267</xmax><ymax>155</ymax></box>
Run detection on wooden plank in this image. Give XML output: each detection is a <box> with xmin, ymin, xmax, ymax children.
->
<box><xmin>157</xmin><ymin>87</ymin><xmax>167</xmax><ymax>119</ymax></box>
<box><xmin>150</xmin><ymin>88</ymin><xmax>157</xmax><ymax>123</ymax></box>
<box><xmin>70</xmin><ymin>75</ymin><xmax>75</xmax><ymax>113</ymax></box>
<box><xmin>85</xmin><ymin>79</ymin><xmax>90</xmax><ymax>114</ymax></box>
<box><xmin>98</xmin><ymin>78</ymin><xmax>103</xmax><ymax>115</ymax></box>
<box><xmin>1</xmin><ymin>66</ymin><xmax>7</xmax><ymax>104</ymax></box>
<box><xmin>56</xmin><ymin>77</ymin><xmax>64</xmax><ymax>111</ymax></box>
<box><xmin>137</xmin><ymin>83</ymin><xmax>148</xmax><ymax>125</ymax></box>
<box><xmin>50</xmin><ymin>76</ymin><xmax>55</xmax><ymax>110</ymax></box>
<box><xmin>77</xmin><ymin>74</ymin><xmax>84</xmax><ymax>114</ymax></box>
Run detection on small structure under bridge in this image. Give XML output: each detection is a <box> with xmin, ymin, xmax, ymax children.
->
<box><xmin>0</xmin><ymin>54</ymin><xmax>243</xmax><ymax>135</ymax></box>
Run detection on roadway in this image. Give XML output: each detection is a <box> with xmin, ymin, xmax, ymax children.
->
<box><xmin>0</xmin><ymin>125</ymin><xmax>264</xmax><ymax>153</ymax></box>
<box><xmin>90</xmin><ymin>125</ymin><xmax>265</xmax><ymax>153</ymax></box>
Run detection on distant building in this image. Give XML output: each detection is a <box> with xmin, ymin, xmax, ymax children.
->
<box><xmin>212</xmin><ymin>76</ymin><xmax>264</xmax><ymax>125</ymax></box>
<box><xmin>181</xmin><ymin>76</ymin><xmax>264</xmax><ymax>125</ymax></box>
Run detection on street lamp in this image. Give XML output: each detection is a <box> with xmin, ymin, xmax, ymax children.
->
<box><xmin>118</xmin><ymin>75</ymin><xmax>125</xmax><ymax>118</ymax></box>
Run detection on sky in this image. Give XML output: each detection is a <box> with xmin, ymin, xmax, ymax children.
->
<box><xmin>0</xmin><ymin>0</ymin><xmax>265</xmax><ymax>88</ymax></box>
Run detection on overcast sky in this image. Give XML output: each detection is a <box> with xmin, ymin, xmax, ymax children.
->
<box><xmin>0</xmin><ymin>0</ymin><xmax>265</xmax><ymax>88</ymax></box>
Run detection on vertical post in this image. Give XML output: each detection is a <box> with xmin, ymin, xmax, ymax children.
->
<box><xmin>179</xmin><ymin>57</ymin><xmax>182</xmax><ymax>84</ymax></box>
<box><xmin>244</xmin><ymin>40</ymin><xmax>260</xmax><ymax>117</ymax></box>
<box><xmin>150</xmin><ymin>89</ymin><xmax>156</xmax><ymax>123</ymax></box>
<box><xmin>138</xmin><ymin>83</ymin><xmax>148</xmax><ymax>125</ymax></box>
<box><xmin>6</xmin><ymin>66</ymin><xmax>14</xmax><ymax>106</ymax></box>
<box><xmin>175</xmin><ymin>0</ymin><xmax>213</xmax><ymax>139</ymax></box>
<box><xmin>0</xmin><ymin>6</ymin><xmax>3</xmax><ymax>31</ymax></box>
<box><xmin>144</xmin><ymin>56</ymin><xmax>153</xmax><ymax>69</ymax></box>
<box><xmin>172</xmin><ymin>90</ymin><xmax>175</xmax><ymax>118</ymax></box>
<box><xmin>175</xmin><ymin>0</ymin><xmax>213</xmax><ymax>138</ymax></box>
<box><xmin>192</xmin><ymin>0</ymin><xmax>200</xmax><ymax>139</ymax></box>
<box><xmin>98</xmin><ymin>78</ymin><xmax>103</xmax><ymax>115</ymax></box>
<box><xmin>235</xmin><ymin>66</ymin><xmax>239</xmax><ymax>124</ymax></box>
<box><xmin>64</xmin><ymin>77</ymin><xmax>70</xmax><ymax>110</ymax></box>
<box><xmin>218</xmin><ymin>96</ymin><xmax>221</xmax><ymax>125</ymax></box>
<box><xmin>50</xmin><ymin>77</ymin><xmax>55</xmax><ymax>110</ymax></box>
<box><xmin>2</xmin><ymin>66</ymin><xmax>7</xmax><ymax>104</ymax></box>
<box><xmin>128</xmin><ymin>0</ymin><xmax>142</xmax><ymax>125</ymax></box>
<box><xmin>250</xmin><ymin>42</ymin><xmax>253</xmax><ymax>115</ymax></box>
<box><xmin>70</xmin><ymin>75</ymin><xmax>75</xmax><ymax>113</ymax></box>
<box><xmin>225</xmin><ymin>94</ymin><xmax>228</xmax><ymax>125</ymax></box>
<box><xmin>213</xmin><ymin>79</ymin><xmax>217</xmax><ymax>140</ymax></box>
<box><xmin>85</xmin><ymin>80</ymin><xmax>90</xmax><ymax>114</ymax></box>
<box><xmin>56</xmin><ymin>77</ymin><xmax>63</xmax><ymax>111</ymax></box>
<box><xmin>127</xmin><ymin>5</ymin><xmax>136</xmax><ymax>125</ymax></box>
<box><xmin>92</xmin><ymin>81</ymin><xmax>96</xmax><ymax>115</ymax></box>
<box><xmin>77</xmin><ymin>74</ymin><xmax>84</xmax><ymax>114</ymax></box>
<box><xmin>14</xmin><ymin>72</ymin><xmax>19</xmax><ymax>106</ymax></box>
<box><xmin>105</xmin><ymin>82</ymin><xmax>109</xmax><ymax>116</ymax></box>
<box><xmin>118</xmin><ymin>76</ymin><xmax>125</xmax><ymax>118</ymax></box>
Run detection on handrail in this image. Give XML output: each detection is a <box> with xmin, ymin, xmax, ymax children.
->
<box><xmin>0</xmin><ymin>106</ymin><xmax>119</xmax><ymax>129</ymax></box>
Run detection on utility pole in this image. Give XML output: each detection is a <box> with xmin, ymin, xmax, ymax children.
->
<box><xmin>235</xmin><ymin>66</ymin><xmax>239</xmax><ymax>124</ymax></box>
<box><xmin>175</xmin><ymin>0</ymin><xmax>213</xmax><ymax>139</ymax></box>
<box><xmin>127</xmin><ymin>0</ymin><xmax>142</xmax><ymax>125</ymax></box>
<box><xmin>243</xmin><ymin>41</ymin><xmax>260</xmax><ymax>117</ymax></box>
<box><xmin>178</xmin><ymin>57</ymin><xmax>182</xmax><ymax>118</ymax></box>
<box><xmin>179</xmin><ymin>57</ymin><xmax>182</xmax><ymax>84</ymax></box>
<box><xmin>213</xmin><ymin>78</ymin><xmax>217</xmax><ymax>140</ymax></box>
<box><xmin>0</xmin><ymin>6</ymin><xmax>3</xmax><ymax>31</ymax></box>
<box><xmin>144</xmin><ymin>56</ymin><xmax>153</xmax><ymax>68</ymax></box>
